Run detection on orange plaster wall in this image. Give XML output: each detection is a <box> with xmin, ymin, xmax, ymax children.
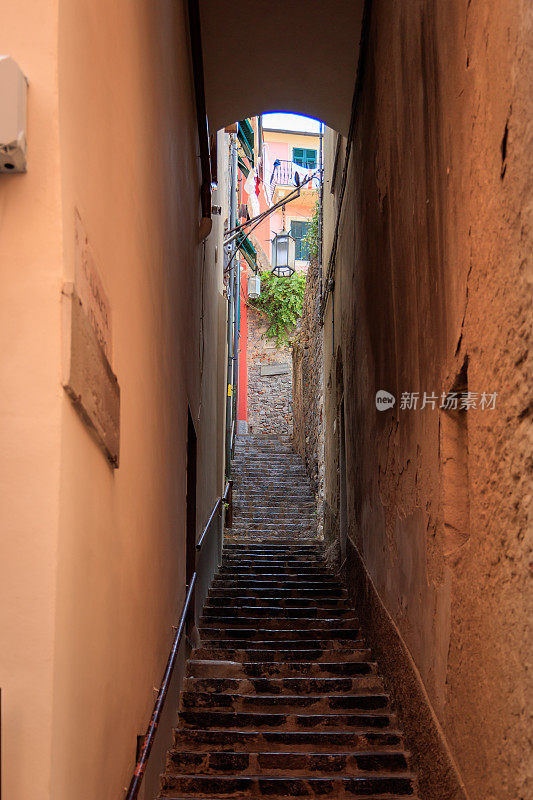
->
<box><xmin>51</xmin><ymin>1</ymin><xmax>221</xmax><ymax>798</ymax></box>
<box><xmin>0</xmin><ymin>2</ymin><xmax>63</xmax><ymax>798</ymax></box>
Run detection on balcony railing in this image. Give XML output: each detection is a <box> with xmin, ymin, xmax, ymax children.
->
<box><xmin>269</xmin><ymin>160</ymin><xmax>320</xmax><ymax>191</ymax></box>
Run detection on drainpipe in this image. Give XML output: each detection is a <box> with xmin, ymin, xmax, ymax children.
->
<box><xmin>188</xmin><ymin>0</ymin><xmax>212</xmax><ymax>241</ymax></box>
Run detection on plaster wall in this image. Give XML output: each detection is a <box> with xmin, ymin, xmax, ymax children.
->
<box><xmin>0</xmin><ymin>3</ymin><xmax>63</xmax><ymax>798</ymax></box>
<box><xmin>1</xmin><ymin>1</ymin><xmax>226</xmax><ymax>798</ymax></box>
<box><xmin>52</xmin><ymin>3</ymin><xmax>225</xmax><ymax>797</ymax></box>
<box><xmin>322</xmin><ymin>2</ymin><xmax>532</xmax><ymax>799</ymax></box>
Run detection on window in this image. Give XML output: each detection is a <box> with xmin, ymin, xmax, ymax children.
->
<box><xmin>292</xmin><ymin>147</ymin><xmax>317</xmax><ymax>169</ymax></box>
<box><xmin>290</xmin><ymin>220</ymin><xmax>310</xmax><ymax>260</ymax></box>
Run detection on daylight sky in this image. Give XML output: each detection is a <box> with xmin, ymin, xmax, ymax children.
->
<box><xmin>261</xmin><ymin>112</ymin><xmax>322</xmax><ymax>133</ymax></box>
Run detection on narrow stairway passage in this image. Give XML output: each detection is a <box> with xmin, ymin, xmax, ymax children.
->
<box><xmin>158</xmin><ymin>436</ymin><xmax>419</xmax><ymax>799</ymax></box>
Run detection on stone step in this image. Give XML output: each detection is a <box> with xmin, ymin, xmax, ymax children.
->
<box><xmin>200</xmin><ymin>614</ymin><xmax>358</xmax><ymax>628</ymax></box>
<box><xmin>178</xmin><ymin>708</ymin><xmax>396</xmax><ymax>731</ymax></box>
<box><xmin>209</xmin><ymin>587</ymin><xmax>347</xmax><ymax>599</ymax></box>
<box><xmin>183</xmin><ymin>676</ymin><xmax>385</xmax><ymax>696</ymax></box>
<box><xmin>216</xmin><ymin>567</ymin><xmax>333</xmax><ymax>576</ymax></box>
<box><xmin>222</xmin><ymin>543</ymin><xmax>321</xmax><ymax>551</ymax></box>
<box><xmin>198</xmin><ymin>638</ymin><xmax>363</xmax><ymax>652</ymax></box>
<box><xmin>217</xmin><ymin>568</ymin><xmax>327</xmax><ymax>577</ymax></box>
<box><xmin>187</xmin><ymin>659</ymin><xmax>378</xmax><ymax>680</ymax></box>
<box><xmin>164</xmin><ymin>749</ymin><xmax>409</xmax><ymax>777</ymax></box>
<box><xmin>211</xmin><ymin>575</ymin><xmax>341</xmax><ymax>589</ymax></box>
<box><xmin>199</xmin><ymin>627</ymin><xmax>361</xmax><ymax>641</ymax></box>
<box><xmin>172</xmin><ymin>728</ymin><xmax>404</xmax><ymax>753</ymax></box>
<box><xmin>159</xmin><ymin>772</ymin><xmax>415</xmax><ymax>798</ymax></box>
<box><xmin>180</xmin><ymin>692</ymin><xmax>390</xmax><ymax>714</ymax></box>
<box><xmin>160</xmin><ymin>435</ymin><xmax>418</xmax><ymax>800</ymax></box>
<box><xmin>191</xmin><ymin>647</ymin><xmax>370</xmax><ymax>664</ymax></box>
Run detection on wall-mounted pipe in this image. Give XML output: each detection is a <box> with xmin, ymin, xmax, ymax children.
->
<box><xmin>188</xmin><ymin>0</ymin><xmax>212</xmax><ymax>241</ymax></box>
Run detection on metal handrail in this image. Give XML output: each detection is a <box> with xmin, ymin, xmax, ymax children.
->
<box><xmin>124</xmin><ymin>575</ymin><xmax>196</xmax><ymax>800</ymax></box>
<box><xmin>196</xmin><ymin>481</ymin><xmax>231</xmax><ymax>551</ymax></box>
<box><xmin>124</xmin><ymin>482</ymin><xmax>231</xmax><ymax>800</ymax></box>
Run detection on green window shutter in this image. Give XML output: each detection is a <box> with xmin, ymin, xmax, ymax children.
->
<box><xmin>305</xmin><ymin>149</ymin><xmax>317</xmax><ymax>168</ymax></box>
<box><xmin>292</xmin><ymin>148</ymin><xmax>317</xmax><ymax>169</ymax></box>
<box><xmin>238</xmin><ymin>119</ymin><xmax>254</xmax><ymax>166</ymax></box>
<box><xmin>290</xmin><ymin>221</ymin><xmax>310</xmax><ymax>260</ymax></box>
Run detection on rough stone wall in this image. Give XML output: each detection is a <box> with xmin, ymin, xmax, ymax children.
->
<box><xmin>322</xmin><ymin>3</ymin><xmax>532</xmax><ymax>800</ymax></box>
<box><xmin>247</xmin><ymin>305</ymin><xmax>292</xmax><ymax>434</ymax></box>
<box><xmin>292</xmin><ymin>257</ymin><xmax>325</xmax><ymax>537</ymax></box>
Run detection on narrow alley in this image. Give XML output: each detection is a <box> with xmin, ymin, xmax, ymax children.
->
<box><xmin>0</xmin><ymin>2</ymin><xmax>531</xmax><ymax>800</ymax></box>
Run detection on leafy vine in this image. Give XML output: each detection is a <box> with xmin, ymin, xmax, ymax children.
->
<box><xmin>249</xmin><ymin>271</ymin><xmax>306</xmax><ymax>347</ymax></box>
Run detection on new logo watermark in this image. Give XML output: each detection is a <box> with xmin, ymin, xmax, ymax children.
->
<box><xmin>375</xmin><ymin>390</ymin><xmax>497</xmax><ymax>411</ymax></box>
<box><xmin>375</xmin><ymin>390</ymin><xmax>396</xmax><ymax>410</ymax></box>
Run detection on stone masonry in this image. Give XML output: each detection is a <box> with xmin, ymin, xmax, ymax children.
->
<box><xmin>292</xmin><ymin>256</ymin><xmax>325</xmax><ymax>537</ymax></box>
<box><xmin>247</xmin><ymin>306</ymin><xmax>293</xmax><ymax>435</ymax></box>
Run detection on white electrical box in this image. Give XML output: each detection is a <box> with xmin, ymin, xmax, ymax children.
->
<box><xmin>0</xmin><ymin>56</ymin><xmax>28</xmax><ymax>173</ymax></box>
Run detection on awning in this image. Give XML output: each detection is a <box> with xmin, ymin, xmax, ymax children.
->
<box><xmin>236</xmin><ymin>232</ymin><xmax>257</xmax><ymax>270</ymax></box>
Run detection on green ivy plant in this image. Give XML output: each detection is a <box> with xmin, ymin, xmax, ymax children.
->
<box><xmin>249</xmin><ymin>271</ymin><xmax>306</xmax><ymax>347</ymax></box>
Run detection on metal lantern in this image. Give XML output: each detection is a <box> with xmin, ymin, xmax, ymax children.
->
<box><xmin>271</xmin><ymin>230</ymin><xmax>296</xmax><ymax>277</ymax></box>
<box><xmin>248</xmin><ymin>273</ymin><xmax>261</xmax><ymax>299</ymax></box>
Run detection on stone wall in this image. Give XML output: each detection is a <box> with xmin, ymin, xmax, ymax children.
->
<box><xmin>292</xmin><ymin>257</ymin><xmax>324</xmax><ymax>537</ymax></box>
<box><xmin>321</xmin><ymin>3</ymin><xmax>532</xmax><ymax>800</ymax></box>
<box><xmin>247</xmin><ymin>305</ymin><xmax>292</xmax><ymax>434</ymax></box>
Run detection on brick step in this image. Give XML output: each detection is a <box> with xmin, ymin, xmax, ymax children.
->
<box><xmin>177</xmin><ymin>709</ymin><xmax>396</xmax><ymax>731</ymax></box>
<box><xmin>199</xmin><ymin>627</ymin><xmax>361</xmax><ymax>641</ymax></box>
<box><xmin>191</xmin><ymin>648</ymin><xmax>371</xmax><ymax>664</ymax></box>
<box><xmin>172</xmin><ymin>729</ymin><xmax>404</xmax><ymax>753</ymax></box>
<box><xmin>187</xmin><ymin>660</ymin><xmax>378</xmax><ymax>680</ymax></box>
<box><xmin>164</xmin><ymin>749</ymin><xmax>409</xmax><ymax>777</ymax></box>
<box><xmin>183</xmin><ymin>676</ymin><xmax>385</xmax><ymax>696</ymax></box>
<box><xmin>180</xmin><ymin>692</ymin><xmax>390</xmax><ymax>714</ymax></box>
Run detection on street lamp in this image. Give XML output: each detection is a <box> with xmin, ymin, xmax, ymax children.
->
<box><xmin>271</xmin><ymin>230</ymin><xmax>296</xmax><ymax>277</ymax></box>
<box><xmin>248</xmin><ymin>273</ymin><xmax>261</xmax><ymax>299</ymax></box>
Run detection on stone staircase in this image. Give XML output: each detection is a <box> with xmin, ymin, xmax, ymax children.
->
<box><xmin>158</xmin><ymin>435</ymin><xmax>418</xmax><ymax>799</ymax></box>
<box><xmin>228</xmin><ymin>435</ymin><xmax>316</xmax><ymax>540</ymax></box>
